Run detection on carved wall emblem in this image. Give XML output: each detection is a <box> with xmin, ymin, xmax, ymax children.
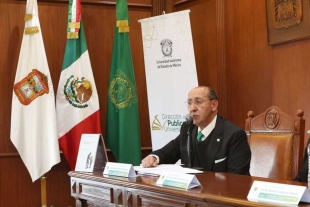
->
<box><xmin>271</xmin><ymin>0</ymin><xmax>302</xmax><ymax>29</ymax></box>
<box><xmin>266</xmin><ymin>0</ymin><xmax>310</xmax><ymax>45</ymax></box>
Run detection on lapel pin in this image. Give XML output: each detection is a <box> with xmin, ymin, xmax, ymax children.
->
<box><xmin>217</xmin><ymin>138</ymin><xmax>220</xmax><ymax>142</ymax></box>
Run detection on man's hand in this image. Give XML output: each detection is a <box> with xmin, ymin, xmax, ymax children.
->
<box><xmin>141</xmin><ymin>156</ymin><xmax>158</xmax><ymax>168</ymax></box>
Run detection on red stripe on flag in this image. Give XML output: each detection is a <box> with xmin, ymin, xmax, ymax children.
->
<box><xmin>76</xmin><ymin>0</ymin><xmax>81</xmax><ymax>32</ymax></box>
<box><xmin>59</xmin><ymin>110</ymin><xmax>101</xmax><ymax>170</ymax></box>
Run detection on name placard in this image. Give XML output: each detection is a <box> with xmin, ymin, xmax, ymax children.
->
<box><xmin>247</xmin><ymin>180</ymin><xmax>307</xmax><ymax>205</ymax></box>
<box><xmin>301</xmin><ymin>188</ymin><xmax>310</xmax><ymax>203</ymax></box>
<box><xmin>103</xmin><ymin>162</ymin><xmax>136</xmax><ymax>177</ymax></box>
<box><xmin>156</xmin><ymin>172</ymin><xmax>201</xmax><ymax>189</ymax></box>
<box><xmin>75</xmin><ymin>134</ymin><xmax>106</xmax><ymax>172</ymax></box>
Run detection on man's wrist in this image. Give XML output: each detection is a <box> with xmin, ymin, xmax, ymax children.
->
<box><xmin>149</xmin><ymin>154</ymin><xmax>159</xmax><ymax>164</ymax></box>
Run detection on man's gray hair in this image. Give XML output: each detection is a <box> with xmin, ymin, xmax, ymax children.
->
<box><xmin>207</xmin><ymin>87</ymin><xmax>218</xmax><ymax>100</ymax></box>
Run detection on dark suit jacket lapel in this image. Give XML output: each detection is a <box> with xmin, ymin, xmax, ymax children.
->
<box><xmin>206</xmin><ymin>116</ymin><xmax>223</xmax><ymax>170</ymax></box>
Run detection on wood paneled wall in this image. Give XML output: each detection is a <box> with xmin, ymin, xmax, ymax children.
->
<box><xmin>0</xmin><ymin>0</ymin><xmax>152</xmax><ymax>206</ymax></box>
<box><xmin>2</xmin><ymin>0</ymin><xmax>310</xmax><ymax>205</ymax></box>
<box><xmin>176</xmin><ymin>0</ymin><xmax>310</xmax><ymax>150</ymax></box>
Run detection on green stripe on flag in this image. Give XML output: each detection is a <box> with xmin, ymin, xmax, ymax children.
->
<box><xmin>62</xmin><ymin>22</ymin><xmax>87</xmax><ymax>70</ymax></box>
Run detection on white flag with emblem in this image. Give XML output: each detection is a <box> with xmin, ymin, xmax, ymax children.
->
<box><xmin>10</xmin><ymin>0</ymin><xmax>60</xmax><ymax>182</ymax></box>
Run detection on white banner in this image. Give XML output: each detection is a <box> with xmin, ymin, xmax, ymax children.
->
<box><xmin>139</xmin><ymin>10</ymin><xmax>198</xmax><ymax>150</ymax></box>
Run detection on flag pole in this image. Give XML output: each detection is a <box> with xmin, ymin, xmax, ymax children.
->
<box><xmin>41</xmin><ymin>175</ymin><xmax>47</xmax><ymax>207</ymax></box>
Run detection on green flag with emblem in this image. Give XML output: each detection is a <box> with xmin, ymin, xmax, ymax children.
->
<box><xmin>106</xmin><ymin>0</ymin><xmax>141</xmax><ymax>165</ymax></box>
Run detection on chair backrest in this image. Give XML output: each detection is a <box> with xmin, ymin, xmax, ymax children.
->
<box><xmin>245</xmin><ymin>106</ymin><xmax>305</xmax><ymax>180</ymax></box>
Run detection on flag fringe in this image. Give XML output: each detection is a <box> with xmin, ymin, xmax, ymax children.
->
<box><xmin>24</xmin><ymin>14</ymin><xmax>33</xmax><ymax>21</ymax></box>
<box><xmin>67</xmin><ymin>32</ymin><xmax>79</xmax><ymax>39</ymax></box>
<box><xmin>118</xmin><ymin>26</ymin><xmax>130</xmax><ymax>33</ymax></box>
<box><xmin>68</xmin><ymin>22</ymin><xmax>80</xmax><ymax>29</ymax></box>
<box><xmin>117</xmin><ymin>20</ymin><xmax>128</xmax><ymax>27</ymax></box>
<box><xmin>24</xmin><ymin>26</ymin><xmax>39</xmax><ymax>34</ymax></box>
<box><xmin>117</xmin><ymin>20</ymin><xmax>130</xmax><ymax>33</ymax></box>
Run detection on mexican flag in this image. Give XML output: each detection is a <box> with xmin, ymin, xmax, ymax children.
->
<box><xmin>10</xmin><ymin>0</ymin><xmax>60</xmax><ymax>182</ymax></box>
<box><xmin>56</xmin><ymin>0</ymin><xmax>101</xmax><ymax>170</ymax></box>
<box><xmin>106</xmin><ymin>0</ymin><xmax>141</xmax><ymax>165</ymax></box>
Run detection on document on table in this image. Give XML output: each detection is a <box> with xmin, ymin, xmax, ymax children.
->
<box><xmin>134</xmin><ymin>164</ymin><xmax>203</xmax><ymax>177</ymax></box>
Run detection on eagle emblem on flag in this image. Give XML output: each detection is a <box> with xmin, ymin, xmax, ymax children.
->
<box><xmin>64</xmin><ymin>75</ymin><xmax>93</xmax><ymax>108</ymax></box>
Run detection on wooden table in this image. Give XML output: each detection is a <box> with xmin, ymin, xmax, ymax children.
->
<box><xmin>69</xmin><ymin>171</ymin><xmax>310</xmax><ymax>207</ymax></box>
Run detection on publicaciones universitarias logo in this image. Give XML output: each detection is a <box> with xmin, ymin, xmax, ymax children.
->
<box><xmin>152</xmin><ymin>115</ymin><xmax>167</xmax><ymax>130</ymax></box>
<box><xmin>151</xmin><ymin>114</ymin><xmax>185</xmax><ymax>132</ymax></box>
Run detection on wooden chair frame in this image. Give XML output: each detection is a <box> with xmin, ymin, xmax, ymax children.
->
<box><xmin>245</xmin><ymin>106</ymin><xmax>305</xmax><ymax>180</ymax></box>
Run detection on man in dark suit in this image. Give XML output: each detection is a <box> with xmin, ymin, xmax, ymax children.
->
<box><xmin>294</xmin><ymin>138</ymin><xmax>310</xmax><ymax>182</ymax></box>
<box><xmin>141</xmin><ymin>86</ymin><xmax>251</xmax><ymax>175</ymax></box>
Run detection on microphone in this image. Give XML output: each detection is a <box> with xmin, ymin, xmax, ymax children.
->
<box><xmin>186</xmin><ymin>114</ymin><xmax>193</xmax><ymax>168</ymax></box>
<box><xmin>185</xmin><ymin>114</ymin><xmax>193</xmax><ymax>124</ymax></box>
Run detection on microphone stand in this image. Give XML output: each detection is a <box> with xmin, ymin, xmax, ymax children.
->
<box><xmin>187</xmin><ymin>124</ymin><xmax>192</xmax><ymax>168</ymax></box>
<box><xmin>307</xmin><ymin>143</ymin><xmax>310</xmax><ymax>190</ymax></box>
<box><xmin>186</xmin><ymin>121</ymin><xmax>204</xmax><ymax>171</ymax></box>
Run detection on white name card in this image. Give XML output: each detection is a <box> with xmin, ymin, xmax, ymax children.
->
<box><xmin>103</xmin><ymin>162</ymin><xmax>136</xmax><ymax>177</ymax></box>
<box><xmin>156</xmin><ymin>172</ymin><xmax>201</xmax><ymax>189</ymax></box>
<box><xmin>247</xmin><ymin>180</ymin><xmax>307</xmax><ymax>205</ymax></box>
<box><xmin>301</xmin><ymin>188</ymin><xmax>310</xmax><ymax>203</ymax></box>
<box><xmin>75</xmin><ymin>134</ymin><xmax>101</xmax><ymax>172</ymax></box>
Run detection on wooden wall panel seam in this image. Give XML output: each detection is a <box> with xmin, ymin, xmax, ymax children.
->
<box><xmin>0</xmin><ymin>153</ymin><xmax>19</xmax><ymax>157</ymax></box>
<box><xmin>152</xmin><ymin>0</ymin><xmax>166</xmax><ymax>16</ymax></box>
<box><xmin>216</xmin><ymin>0</ymin><xmax>227</xmax><ymax>116</ymax></box>
<box><xmin>13</xmin><ymin>0</ymin><xmax>152</xmax><ymax>8</ymax></box>
<box><xmin>175</xmin><ymin>0</ymin><xmax>197</xmax><ymax>7</ymax></box>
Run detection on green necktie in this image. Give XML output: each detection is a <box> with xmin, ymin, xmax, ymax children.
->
<box><xmin>197</xmin><ymin>131</ymin><xmax>203</xmax><ymax>142</ymax></box>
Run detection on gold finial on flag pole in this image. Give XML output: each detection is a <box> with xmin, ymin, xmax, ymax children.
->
<box><xmin>41</xmin><ymin>175</ymin><xmax>47</xmax><ymax>207</ymax></box>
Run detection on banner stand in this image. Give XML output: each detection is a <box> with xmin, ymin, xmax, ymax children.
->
<box><xmin>138</xmin><ymin>10</ymin><xmax>198</xmax><ymax>151</ymax></box>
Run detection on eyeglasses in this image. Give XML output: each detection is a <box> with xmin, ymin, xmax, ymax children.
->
<box><xmin>185</xmin><ymin>99</ymin><xmax>207</xmax><ymax>107</ymax></box>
